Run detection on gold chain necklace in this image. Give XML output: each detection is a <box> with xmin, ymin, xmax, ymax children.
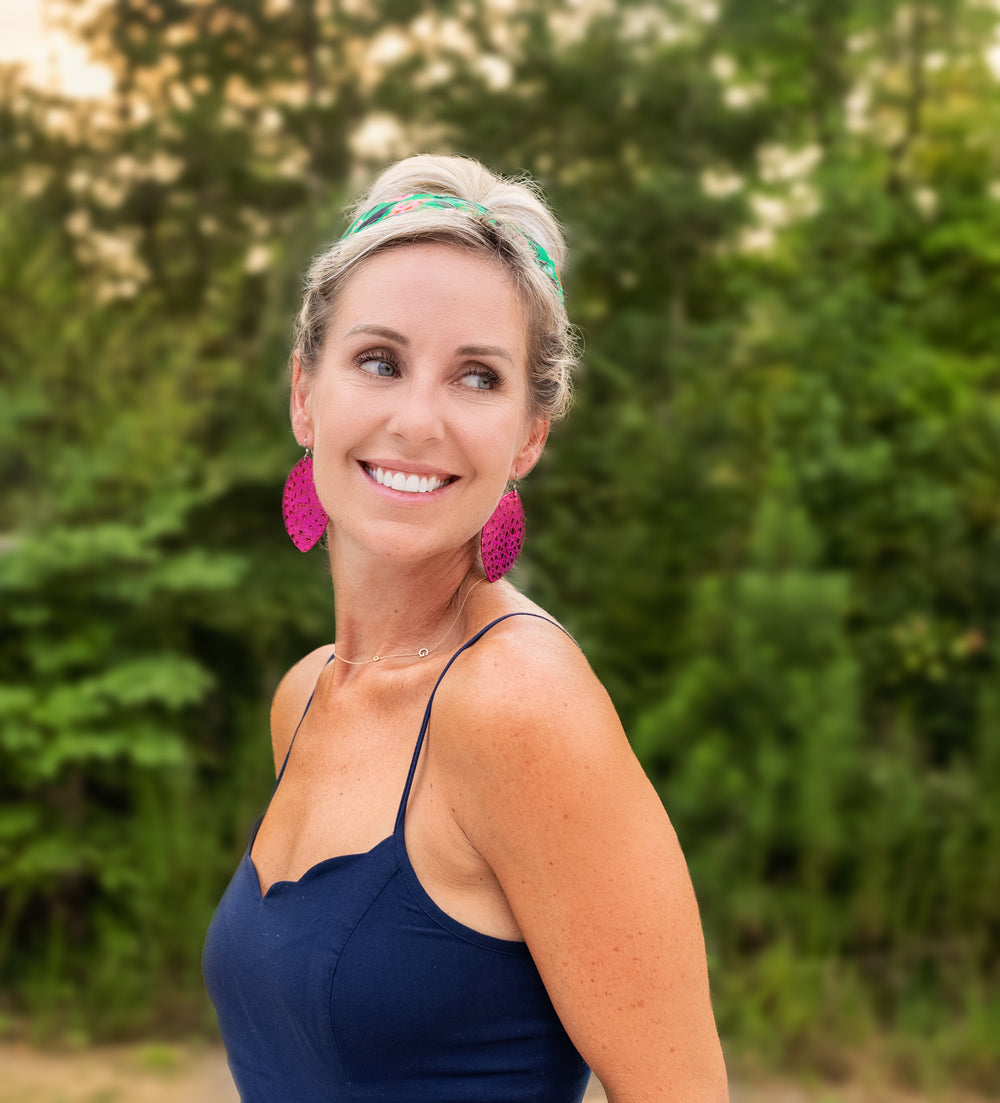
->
<box><xmin>333</xmin><ymin>578</ymin><xmax>485</xmax><ymax>666</ymax></box>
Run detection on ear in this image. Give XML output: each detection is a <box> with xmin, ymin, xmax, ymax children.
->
<box><xmin>289</xmin><ymin>351</ymin><xmax>314</xmax><ymax>446</ymax></box>
<box><xmin>511</xmin><ymin>417</ymin><xmax>550</xmax><ymax>481</ymax></box>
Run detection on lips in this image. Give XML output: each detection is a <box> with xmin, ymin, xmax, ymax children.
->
<box><xmin>363</xmin><ymin>464</ymin><xmax>457</xmax><ymax>494</ymax></box>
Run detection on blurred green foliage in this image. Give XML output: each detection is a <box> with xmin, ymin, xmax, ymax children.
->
<box><xmin>1</xmin><ymin>0</ymin><xmax>998</xmax><ymax>1086</ymax></box>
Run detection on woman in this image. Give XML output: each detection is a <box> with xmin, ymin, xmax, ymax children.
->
<box><xmin>203</xmin><ymin>155</ymin><xmax>728</xmax><ymax>1102</ymax></box>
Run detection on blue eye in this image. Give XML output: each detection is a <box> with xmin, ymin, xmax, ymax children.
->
<box><xmin>358</xmin><ymin>356</ymin><xmax>397</xmax><ymax>378</ymax></box>
<box><xmin>461</xmin><ymin>369</ymin><xmax>498</xmax><ymax>390</ymax></box>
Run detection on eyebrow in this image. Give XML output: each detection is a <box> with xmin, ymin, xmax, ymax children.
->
<box><xmin>343</xmin><ymin>326</ymin><xmax>513</xmax><ymax>364</ymax></box>
<box><xmin>457</xmin><ymin>344</ymin><xmax>513</xmax><ymax>363</ymax></box>
<box><xmin>344</xmin><ymin>324</ymin><xmax>409</xmax><ymax>344</ymax></box>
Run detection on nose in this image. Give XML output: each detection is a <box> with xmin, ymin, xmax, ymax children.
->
<box><xmin>386</xmin><ymin>374</ymin><xmax>446</xmax><ymax>446</ymax></box>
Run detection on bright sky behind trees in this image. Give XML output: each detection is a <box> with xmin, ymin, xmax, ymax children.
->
<box><xmin>0</xmin><ymin>0</ymin><xmax>113</xmax><ymax>97</ymax></box>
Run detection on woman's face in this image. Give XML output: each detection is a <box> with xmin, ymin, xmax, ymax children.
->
<box><xmin>291</xmin><ymin>243</ymin><xmax>548</xmax><ymax>569</ymax></box>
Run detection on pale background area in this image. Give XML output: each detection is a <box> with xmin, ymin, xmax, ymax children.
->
<box><xmin>0</xmin><ymin>0</ymin><xmax>113</xmax><ymax>97</ymax></box>
<box><xmin>7</xmin><ymin>1040</ymin><xmax>989</xmax><ymax>1103</ymax></box>
<box><xmin>1</xmin><ymin>1041</ymin><xmax>614</xmax><ymax>1102</ymax></box>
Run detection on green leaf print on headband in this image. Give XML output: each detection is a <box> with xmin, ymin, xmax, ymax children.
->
<box><xmin>341</xmin><ymin>192</ymin><xmax>565</xmax><ymax>305</ymax></box>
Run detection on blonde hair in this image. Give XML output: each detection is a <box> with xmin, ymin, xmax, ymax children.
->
<box><xmin>293</xmin><ymin>154</ymin><xmax>577</xmax><ymax>421</ymax></box>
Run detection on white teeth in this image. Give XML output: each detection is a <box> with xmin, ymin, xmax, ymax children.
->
<box><xmin>369</xmin><ymin>466</ymin><xmax>447</xmax><ymax>494</ymax></box>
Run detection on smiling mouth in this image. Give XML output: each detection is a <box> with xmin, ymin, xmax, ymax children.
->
<box><xmin>363</xmin><ymin>464</ymin><xmax>458</xmax><ymax>494</ymax></box>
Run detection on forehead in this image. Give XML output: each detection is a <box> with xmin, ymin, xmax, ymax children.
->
<box><xmin>329</xmin><ymin>243</ymin><xmax>528</xmax><ymax>355</ymax></box>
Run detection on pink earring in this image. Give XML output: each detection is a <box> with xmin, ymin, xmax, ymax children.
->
<box><xmin>282</xmin><ymin>449</ymin><xmax>328</xmax><ymax>552</ymax></box>
<box><xmin>481</xmin><ymin>485</ymin><xmax>525</xmax><ymax>582</ymax></box>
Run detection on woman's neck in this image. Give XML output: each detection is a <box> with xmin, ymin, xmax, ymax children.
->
<box><xmin>327</xmin><ymin>545</ymin><xmax>484</xmax><ymax>673</ymax></box>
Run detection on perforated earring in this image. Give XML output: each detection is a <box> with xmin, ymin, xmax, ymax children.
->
<box><xmin>282</xmin><ymin>448</ymin><xmax>328</xmax><ymax>552</ymax></box>
<box><xmin>480</xmin><ymin>483</ymin><xmax>525</xmax><ymax>582</ymax></box>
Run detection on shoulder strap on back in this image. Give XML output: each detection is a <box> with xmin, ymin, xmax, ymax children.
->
<box><xmin>393</xmin><ymin>612</ymin><xmax>571</xmax><ymax>834</ymax></box>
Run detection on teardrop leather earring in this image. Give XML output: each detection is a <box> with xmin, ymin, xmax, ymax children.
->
<box><xmin>480</xmin><ymin>484</ymin><xmax>525</xmax><ymax>582</ymax></box>
<box><xmin>282</xmin><ymin>449</ymin><xmax>328</xmax><ymax>552</ymax></box>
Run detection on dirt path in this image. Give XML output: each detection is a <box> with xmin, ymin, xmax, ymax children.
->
<box><xmin>0</xmin><ymin>1042</ymin><xmax>989</xmax><ymax>1102</ymax></box>
<box><xmin>1</xmin><ymin>1042</ymin><xmax>236</xmax><ymax>1103</ymax></box>
<box><xmin>0</xmin><ymin>1043</ymin><xmax>607</xmax><ymax>1102</ymax></box>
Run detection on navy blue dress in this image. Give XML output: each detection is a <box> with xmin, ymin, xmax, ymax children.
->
<box><xmin>203</xmin><ymin>614</ymin><xmax>591</xmax><ymax>1102</ymax></box>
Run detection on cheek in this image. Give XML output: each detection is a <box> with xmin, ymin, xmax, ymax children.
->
<box><xmin>306</xmin><ymin>378</ymin><xmax>351</xmax><ymax>437</ymax></box>
<box><xmin>465</xmin><ymin>420</ymin><xmax>520</xmax><ymax>474</ymax></box>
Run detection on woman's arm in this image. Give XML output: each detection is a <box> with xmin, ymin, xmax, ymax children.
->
<box><xmin>436</xmin><ymin>617</ymin><xmax>728</xmax><ymax>1103</ymax></box>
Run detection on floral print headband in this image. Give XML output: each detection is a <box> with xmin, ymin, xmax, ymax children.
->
<box><xmin>341</xmin><ymin>192</ymin><xmax>565</xmax><ymax>304</ymax></box>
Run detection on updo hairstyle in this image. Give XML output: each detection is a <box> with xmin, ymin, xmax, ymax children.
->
<box><xmin>293</xmin><ymin>154</ymin><xmax>577</xmax><ymax>422</ymax></box>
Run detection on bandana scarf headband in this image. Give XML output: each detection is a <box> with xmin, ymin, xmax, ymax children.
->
<box><xmin>341</xmin><ymin>192</ymin><xmax>565</xmax><ymax>304</ymax></box>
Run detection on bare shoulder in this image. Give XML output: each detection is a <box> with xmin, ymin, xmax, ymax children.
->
<box><xmin>431</xmin><ymin>605</ymin><xmax>675</xmax><ymax>900</ymax></box>
<box><xmin>433</xmin><ymin>609</ymin><xmax>633</xmax><ymax>779</ymax></box>
<box><xmin>429</xmin><ymin>610</ymin><xmax>657</xmax><ymax>859</ymax></box>
<box><xmin>268</xmin><ymin>644</ymin><xmax>335</xmax><ymax>775</ymax></box>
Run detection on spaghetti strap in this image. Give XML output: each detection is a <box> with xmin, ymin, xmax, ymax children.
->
<box><xmin>393</xmin><ymin>612</ymin><xmax>571</xmax><ymax>835</ymax></box>
<box><xmin>273</xmin><ymin>649</ymin><xmax>336</xmax><ymax>789</ymax></box>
